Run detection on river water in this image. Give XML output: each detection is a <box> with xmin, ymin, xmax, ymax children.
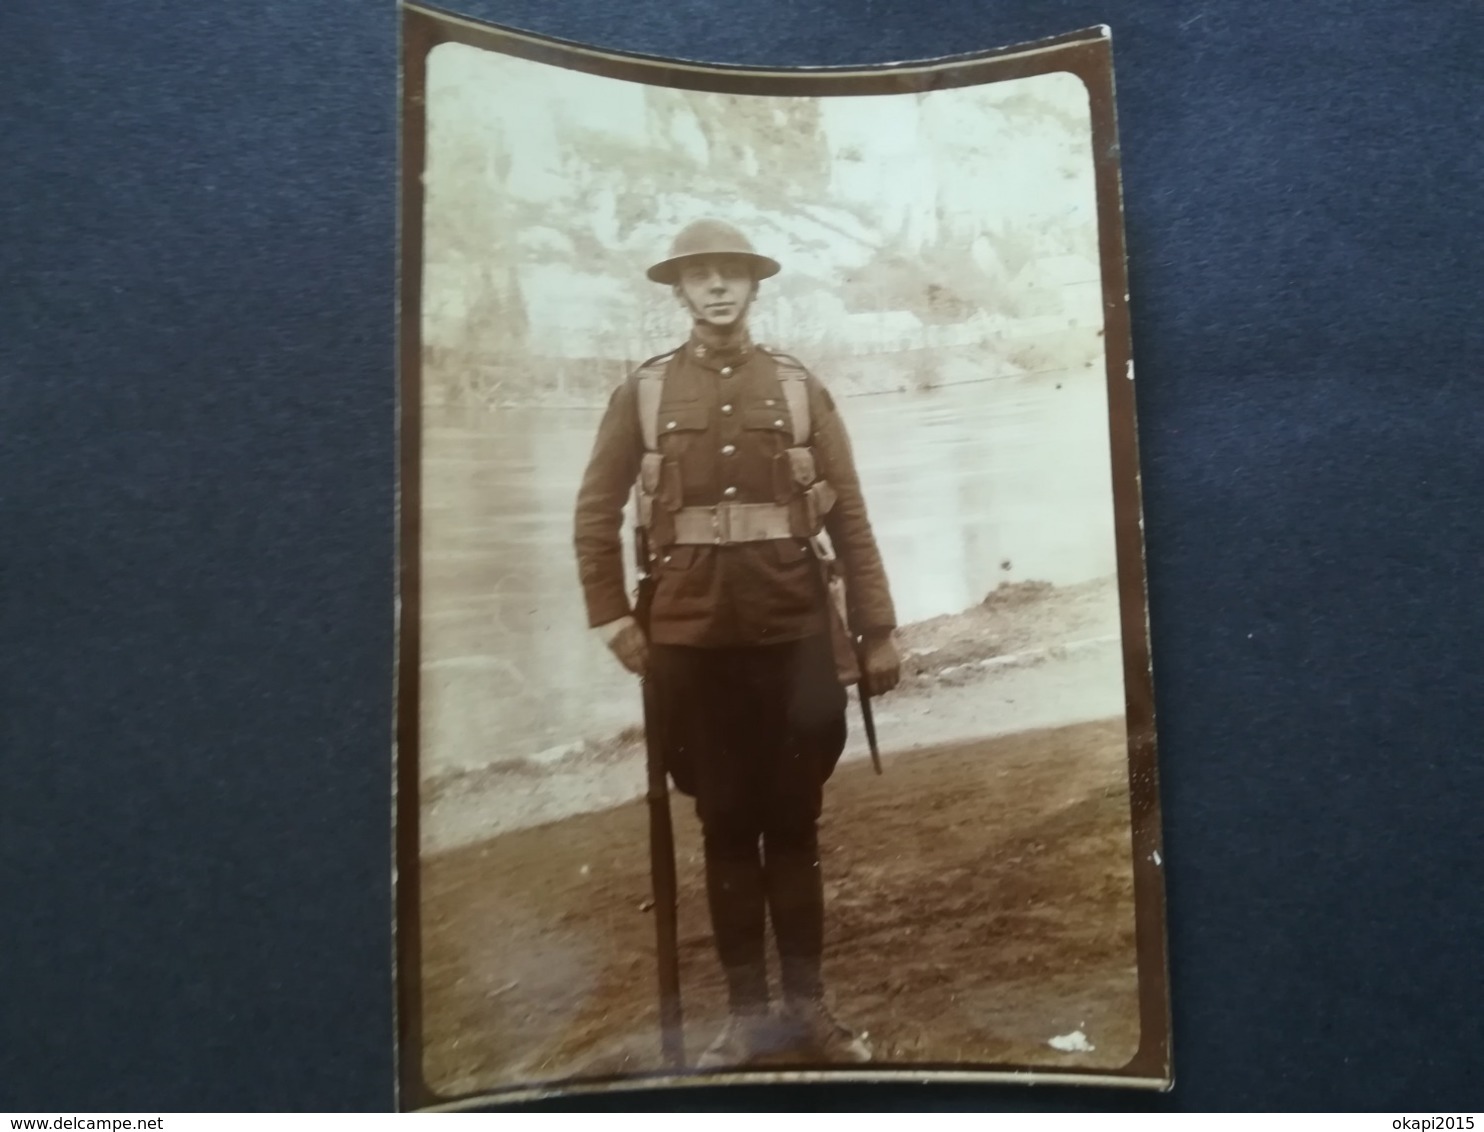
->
<box><xmin>417</xmin><ymin>369</ymin><xmax>1120</xmax><ymax>778</ymax></box>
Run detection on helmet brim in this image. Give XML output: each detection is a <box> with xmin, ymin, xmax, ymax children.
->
<box><xmin>646</xmin><ymin>251</ymin><xmax>782</xmax><ymax>285</ymax></box>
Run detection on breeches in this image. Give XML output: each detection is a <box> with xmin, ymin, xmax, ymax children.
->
<box><xmin>645</xmin><ymin>634</ymin><xmax>848</xmax><ymax>846</ymax></box>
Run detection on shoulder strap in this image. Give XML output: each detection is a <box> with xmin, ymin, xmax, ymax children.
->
<box><xmin>769</xmin><ymin>351</ymin><xmax>812</xmax><ymax>446</ymax></box>
<box><xmin>633</xmin><ymin>349</ymin><xmax>677</xmax><ymax>452</ymax></box>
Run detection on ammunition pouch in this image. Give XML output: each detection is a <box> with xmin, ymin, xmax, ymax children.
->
<box><xmin>638</xmin><ymin>442</ymin><xmax>835</xmax><ymax>549</ymax></box>
<box><xmin>803</xmin><ymin>479</ymin><xmax>837</xmax><ymax>533</ymax></box>
<box><xmin>785</xmin><ymin>446</ymin><xmax>817</xmax><ymax>489</ymax></box>
<box><xmin>639</xmin><ymin>451</ymin><xmax>664</xmax><ymax>495</ymax></box>
<box><xmin>636</xmin><ymin>451</ymin><xmax>676</xmax><ymax>547</ymax></box>
<box><xmin>777</xmin><ymin>445</ymin><xmax>834</xmax><ymax>538</ymax></box>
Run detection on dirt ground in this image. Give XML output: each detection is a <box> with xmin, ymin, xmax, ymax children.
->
<box><xmin>417</xmin><ymin>715</ymin><xmax>1139</xmax><ymax>1099</ymax></box>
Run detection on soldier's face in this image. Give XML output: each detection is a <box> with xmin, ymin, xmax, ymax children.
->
<box><xmin>673</xmin><ymin>256</ymin><xmax>757</xmax><ymax>329</ymax></box>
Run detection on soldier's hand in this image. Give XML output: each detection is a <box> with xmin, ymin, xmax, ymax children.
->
<box><xmin>860</xmin><ymin>630</ymin><xmax>901</xmax><ymax>696</ymax></box>
<box><xmin>606</xmin><ymin>619</ymin><xmax>650</xmax><ymax>677</ymax></box>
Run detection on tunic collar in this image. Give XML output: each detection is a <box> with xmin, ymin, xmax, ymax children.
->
<box><xmin>688</xmin><ymin>329</ymin><xmax>755</xmax><ymax>371</ymax></box>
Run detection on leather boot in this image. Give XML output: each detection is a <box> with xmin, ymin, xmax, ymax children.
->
<box><xmin>697</xmin><ymin>960</ymin><xmax>774</xmax><ymax>1068</ymax></box>
<box><xmin>777</xmin><ymin>957</ymin><xmax>872</xmax><ymax>1063</ymax></box>
<box><xmin>697</xmin><ymin>1004</ymin><xmax>774</xmax><ymax>1069</ymax></box>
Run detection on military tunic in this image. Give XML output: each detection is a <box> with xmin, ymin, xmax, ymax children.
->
<box><xmin>573</xmin><ymin>335</ymin><xmax>897</xmax><ymax>646</ymax></box>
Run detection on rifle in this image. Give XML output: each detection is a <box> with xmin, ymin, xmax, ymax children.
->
<box><xmin>633</xmin><ymin>523</ymin><xmax>686</xmax><ymax>1069</ymax></box>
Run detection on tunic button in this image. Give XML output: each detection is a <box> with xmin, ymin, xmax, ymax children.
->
<box><xmin>721</xmin><ymin>444</ymin><xmax>736</xmax><ymax>456</ymax></box>
<box><xmin>720</xmin><ymin>366</ymin><xmax>732</xmax><ymax>376</ymax></box>
<box><xmin>721</xmin><ymin>403</ymin><xmax>734</xmax><ymax>415</ymax></box>
<box><xmin>723</xmin><ymin>486</ymin><xmax>738</xmax><ymax>499</ymax></box>
<box><xmin>666</xmin><ymin>420</ymin><xmax>677</xmax><ymax>430</ymax></box>
<box><xmin>774</xmin><ymin>419</ymin><xmax>785</xmax><ymax>428</ymax></box>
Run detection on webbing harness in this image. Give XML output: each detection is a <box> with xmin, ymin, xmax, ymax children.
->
<box><xmin>632</xmin><ymin>349</ymin><xmax>832</xmax><ymax>548</ymax></box>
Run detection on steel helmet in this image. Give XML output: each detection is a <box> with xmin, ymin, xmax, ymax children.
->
<box><xmin>646</xmin><ymin>218</ymin><xmax>782</xmax><ymax>284</ymax></box>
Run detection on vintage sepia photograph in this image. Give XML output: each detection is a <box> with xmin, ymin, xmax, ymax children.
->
<box><xmin>397</xmin><ymin>7</ymin><xmax>1168</xmax><ymax>1108</ymax></box>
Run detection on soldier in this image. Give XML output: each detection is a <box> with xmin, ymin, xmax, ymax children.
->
<box><xmin>573</xmin><ymin>218</ymin><xmax>901</xmax><ymax>1067</ymax></box>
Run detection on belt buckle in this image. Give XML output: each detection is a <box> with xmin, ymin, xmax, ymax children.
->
<box><xmin>714</xmin><ymin>504</ymin><xmax>732</xmax><ymax>545</ymax></box>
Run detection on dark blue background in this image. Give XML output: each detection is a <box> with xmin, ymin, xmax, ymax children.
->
<box><xmin>2</xmin><ymin>0</ymin><xmax>1481</xmax><ymax>1112</ymax></box>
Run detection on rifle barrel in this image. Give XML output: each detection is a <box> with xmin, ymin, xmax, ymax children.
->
<box><xmin>634</xmin><ymin>522</ymin><xmax>685</xmax><ymax>1068</ymax></box>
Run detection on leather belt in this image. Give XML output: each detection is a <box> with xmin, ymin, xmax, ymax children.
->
<box><xmin>671</xmin><ymin>502</ymin><xmax>793</xmax><ymax>545</ymax></box>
